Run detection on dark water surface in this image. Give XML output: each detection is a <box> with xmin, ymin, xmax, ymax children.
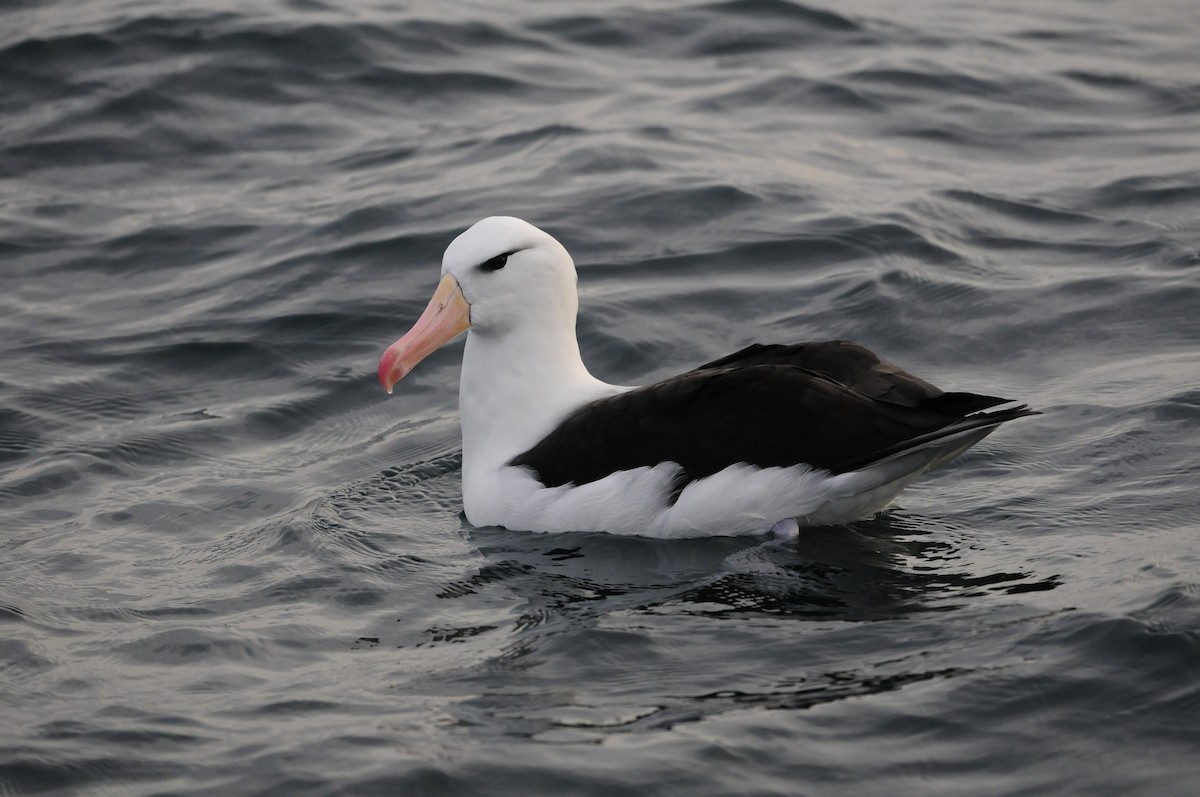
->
<box><xmin>3</xmin><ymin>0</ymin><xmax>1200</xmax><ymax>794</ymax></box>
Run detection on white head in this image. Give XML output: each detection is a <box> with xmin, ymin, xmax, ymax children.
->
<box><xmin>379</xmin><ymin>216</ymin><xmax>581</xmax><ymax>392</ymax></box>
<box><xmin>441</xmin><ymin>216</ymin><xmax>578</xmax><ymax>338</ymax></box>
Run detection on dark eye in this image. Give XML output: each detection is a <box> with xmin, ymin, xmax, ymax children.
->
<box><xmin>479</xmin><ymin>251</ymin><xmax>516</xmax><ymax>272</ymax></box>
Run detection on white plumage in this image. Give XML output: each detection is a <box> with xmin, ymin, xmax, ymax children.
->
<box><xmin>379</xmin><ymin>216</ymin><xmax>1034</xmax><ymax>538</ymax></box>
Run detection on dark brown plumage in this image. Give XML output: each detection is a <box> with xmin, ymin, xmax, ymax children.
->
<box><xmin>510</xmin><ymin>340</ymin><xmax>1037</xmax><ymax>500</ymax></box>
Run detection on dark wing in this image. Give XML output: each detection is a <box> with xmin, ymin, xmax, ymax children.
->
<box><xmin>510</xmin><ymin>358</ymin><xmax>1035</xmax><ymax>496</ymax></box>
<box><xmin>696</xmin><ymin>341</ymin><xmax>1010</xmax><ymax>413</ymax></box>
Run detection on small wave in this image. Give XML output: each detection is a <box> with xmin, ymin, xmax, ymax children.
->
<box><xmin>694</xmin><ymin>74</ymin><xmax>883</xmax><ymax>114</ymax></box>
<box><xmin>848</xmin><ymin>67</ymin><xmax>1007</xmax><ymax>100</ymax></box>
<box><xmin>941</xmin><ymin>188</ymin><xmax>1098</xmax><ymax>226</ymax></box>
<box><xmin>0</xmin><ymin>408</ymin><xmax>48</xmax><ymax>464</ymax></box>
<box><xmin>703</xmin><ymin>0</ymin><xmax>862</xmax><ymax>31</ymax></box>
<box><xmin>1061</xmin><ymin>69</ymin><xmax>1200</xmax><ymax>115</ymax></box>
<box><xmin>1087</xmin><ymin>173</ymin><xmax>1200</xmax><ymax>211</ymax></box>
<box><xmin>531</xmin><ymin>0</ymin><xmax>863</xmax><ymax>58</ymax></box>
<box><xmin>0</xmin><ymin>752</ymin><xmax>183</xmax><ymax>796</ymax></box>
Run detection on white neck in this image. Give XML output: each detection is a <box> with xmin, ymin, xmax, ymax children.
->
<box><xmin>458</xmin><ymin>320</ymin><xmax>618</xmax><ymax>476</ymax></box>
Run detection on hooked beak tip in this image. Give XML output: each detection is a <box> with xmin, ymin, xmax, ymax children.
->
<box><xmin>378</xmin><ymin>273</ymin><xmax>470</xmax><ymax>395</ymax></box>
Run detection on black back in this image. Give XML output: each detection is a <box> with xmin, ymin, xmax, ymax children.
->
<box><xmin>509</xmin><ymin>340</ymin><xmax>1032</xmax><ymax>498</ymax></box>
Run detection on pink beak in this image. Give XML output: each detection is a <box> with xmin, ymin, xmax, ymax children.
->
<box><xmin>378</xmin><ymin>273</ymin><xmax>471</xmax><ymax>394</ymax></box>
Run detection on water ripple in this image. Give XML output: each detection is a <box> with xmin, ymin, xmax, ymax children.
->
<box><xmin>3</xmin><ymin>0</ymin><xmax>1199</xmax><ymax>794</ymax></box>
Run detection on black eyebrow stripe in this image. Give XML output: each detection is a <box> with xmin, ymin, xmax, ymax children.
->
<box><xmin>478</xmin><ymin>249</ymin><xmax>524</xmax><ymax>271</ymax></box>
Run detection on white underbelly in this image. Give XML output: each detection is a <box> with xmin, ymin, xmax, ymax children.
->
<box><xmin>462</xmin><ymin>460</ymin><xmax>912</xmax><ymax>538</ymax></box>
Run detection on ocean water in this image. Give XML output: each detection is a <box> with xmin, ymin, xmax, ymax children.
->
<box><xmin>3</xmin><ymin>0</ymin><xmax>1199</xmax><ymax>794</ymax></box>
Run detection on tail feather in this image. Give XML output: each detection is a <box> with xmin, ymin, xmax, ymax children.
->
<box><xmin>921</xmin><ymin>391</ymin><xmax>1014</xmax><ymax>415</ymax></box>
<box><xmin>838</xmin><ymin>403</ymin><xmax>1041</xmax><ymax>474</ymax></box>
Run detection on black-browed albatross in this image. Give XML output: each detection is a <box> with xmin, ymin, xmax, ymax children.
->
<box><xmin>379</xmin><ymin>216</ymin><xmax>1036</xmax><ymax>538</ymax></box>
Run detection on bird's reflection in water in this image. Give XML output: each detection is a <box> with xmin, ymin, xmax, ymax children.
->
<box><xmin>422</xmin><ymin>513</ymin><xmax>1060</xmax><ymax>740</ymax></box>
<box><xmin>450</xmin><ymin>512</ymin><xmax>1057</xmax><ymax>630</ymax></box>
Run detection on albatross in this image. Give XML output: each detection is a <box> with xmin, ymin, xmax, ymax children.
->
<box><xmin>379</xmin><ymin>216</ymin><xmax>1036</xmax><ymax>538</ymax></box>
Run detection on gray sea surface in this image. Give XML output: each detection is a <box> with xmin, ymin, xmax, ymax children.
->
<box><xmin>3</xmin><ymin>0</ymin><xmax>1199</xmax><ymax>794</ymax></box>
